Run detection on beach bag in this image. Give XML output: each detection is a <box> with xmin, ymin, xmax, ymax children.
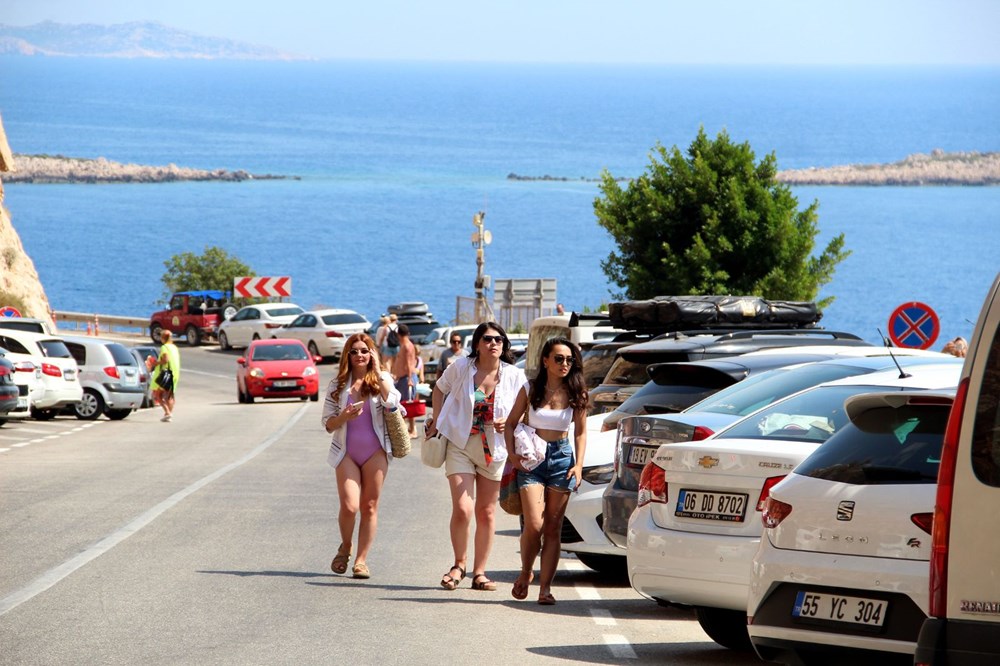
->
<box><xmin>499</xmin><ymin>461</ymin><xmax>522</xmax><ymax>516</ymax></box>
<box><xmin>383</xmin><ymin>407</ymin><xmax>411</xmax><ymax>458</ymax></box>
<box><xmin>420</xmin><ymin>431</ymin><xmax>447</xmax><ymax>468</ymax></box>
<box><xmin>155</xmin><ymin>367</ymin><xmax>174</xmax><ymax>392</ymax></box>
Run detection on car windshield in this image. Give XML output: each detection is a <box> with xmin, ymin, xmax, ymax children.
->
<box><xmin>268</xmin><ymin>307</ymin><xmax>304</xmax><ymax>317</ymax></box>
<box><xmin>38</xmin><ymin>339</ymin><xmax>73</xmax><ymax>359</ymax></box>
<box><xmin>252</xmin><ymin>344</ymin><xmax>308</xmax><ymax>361</ymax></box>
<box><xmin>687</xmin><ymin>363</ymin><xmax>878</xmax><ymax>417</ymax></box>
<box><xmin>716</xmin><ymin>384</ymin><xmax>890</xmax><ymax>443</ymax></box>
<box><xmin>602</xmin><ymin>356</ymin><xmax>650</xmax><ymax>386</ymax></box>
<box><xmin>321</xmin><ymin>313</ymin><xmax>367</xmax><ymax>325</ymax></box>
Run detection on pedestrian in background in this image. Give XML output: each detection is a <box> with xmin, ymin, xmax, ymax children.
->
<box><xmin>942</xmin><ymin>336</ymin><xmax>968</xmax><ymax>357</ymax></box>
<box><xmin>153</xmin><ymin>329</ymin><xmax>181</xmax><ymax>422</ymax></box>
<box><xmin>374</xmin><ymin>316</ymin><xmax>390</xmax><ymax>369</ymax></box>
<box><xmin>381</xmin><ymin>313</ymin><xmax>400</xmax><ymax>370</ymax></box>
<box><xmin>390</xmin><ymin>324</ymin><xmax>417</xmax><ymax>404</ymax></box>
<box><xmin>322</xmin><ymin>333</ymin><xmax>400</xmax><ymax>580</ymax></box>
<box><xmin>438</xmin><ymin>333</ymin><xmax>466</xmax><ymax>375</ymax></box>
<box><xmin>504</xmin><ymin>337</ymin><xmax>587</xmax><ymax>605</ymax></box>
<box><xmin>424</xmin><ymin>322</ymin><xmax>526</xmax><ymax>592</ymax></box>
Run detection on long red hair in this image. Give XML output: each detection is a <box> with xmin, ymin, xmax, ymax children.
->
<box><xmin>334</xmin><ymin>333</ymin><xmax>382</xmax><ymax>398</ymax></box>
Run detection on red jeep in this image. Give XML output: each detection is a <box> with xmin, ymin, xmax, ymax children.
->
<box><xmin>149</xmin><ymin>290</ymin><xmax>236</xmax><ymax>346</ymax></box>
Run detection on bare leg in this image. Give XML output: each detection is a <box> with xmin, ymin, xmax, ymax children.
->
<box><xmin>354</xmin><ymin>451</ymin><xmax>388</xmax><ymax>566</ymax></box>
<box><xmin>447</xmin><ymin>472</ymin><xmax>475</xmax><ymax>573</ymax></box>
<box><xmin>335</xmin><ymin>457</ymin><xmax>362</xmax><ymax>552</ymax></box>
<box><xmin>471</xmin><ymin>475</ymin><xmax>500</xmax><ymax>577</ymax></box>
<box><xmin>538</xmin><ymin>487</ymin><xmax>571</xmax><ymax>601</ymax></box>
<box><xmin>514</xmin><ymin>483</ymin><xmax>545</xmax><ymax>598</ymax></box>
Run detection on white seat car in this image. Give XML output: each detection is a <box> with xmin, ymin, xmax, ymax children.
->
<box><xmin>748</xmin><ymin>389</ymin><xmax>954</xmax><ymax>663</ymax></box>
<box><xmin>217</xmin><ymin>303</ymin><xmax>304</xmax><ymax>350</ymax></box>
<box><xmin>0</xmin><ymin>329</ymin><xmax>82</xmax><ymax>419</ymax></box>
<box><xmin>275</xmin><ymin>309</ymin><xmax>370</xmax><ymax>362</ymax></box>
<box><xmin>625</xmin><ymin>362</ymin><xmax>962</xmax><ymax>651</ymax></box>
<box><xmin>0</xmin><ymin>345</ymin><xmax>44</xmax><ymax>422</ymax></box>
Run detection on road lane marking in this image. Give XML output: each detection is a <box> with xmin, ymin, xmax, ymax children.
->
<box><xmin>0</xmin><ymin>448</ymin><xmax>9</xmax><ymax>453</ymax></box>
<box><xmin>603</xmin><ymin>635</ymin><xmax>638</xmax><ymax>660</ymax></box>
<box><xmin>575</xmin><ymin>583</ymin><xmax>601</xmax><ymax>600</ymax></box>
<box><xmin>562</xmin><ymin>559</ymin><xmax>587</xmax><ymax>571</ymax></box>
<box><xmin>0</xmin><ymin>404</ymin><xmax>309</xmax><ymax>617</ymax></box>
<box><xmin>591</xmin><ymin>609</ymin><xmax>617</xmax><ymax>626</ymax></box>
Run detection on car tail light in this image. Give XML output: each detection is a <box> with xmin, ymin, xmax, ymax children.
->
<box><xmin>691</xmin><ymin>425</ymin><xmax>714</xmax><ymax>441</ymax></box>
<box><xmin>41</xmin><ymin>363</ymin><xmax>62</xmax><ymax>378</ymax></box>
<box><xmin>756</xmin><ymin>475</ymin><xmax>787</xmax><ymax>511</ymax></box>
<box><xmin>13</xmin><ymin>361</ymin><xmax>36</xmax><ymax>372</ymax></box>
<box><xmin>325</xmin><ymin>330</ymin><xmax>344</xmax><ymax>338</ymax></box>
<box><xmin>264</xmin><ymin>323</ymin><xmax>283</xmax><ymax>329</ymax></box>
<box><xmin>601</xmin><ymin>420</ymin><xmax>615</xmax><ymax>432</ymax></box>
<box><xmin>761</xmin><ymin>496</ymin><xmax>792</xmax><ymax>529</ymax></box>
<box><xmin>929</xmin><ymin>376</ymin><xmax>968</xmax><ymax>617</ymax></box>
<box><xmin>911</xmin><ymin>512</ymin><xmax>934</xmax><ymax>535</ymax></box>
<box><xmin>636</xmin><ymin>461</ymin><xmax>667</xmax><ymax>507</ymax></box>
<box><xmin>103</xmin><ymin>366</ymin><xmax>120</xmax><ymax>379</ymax></box>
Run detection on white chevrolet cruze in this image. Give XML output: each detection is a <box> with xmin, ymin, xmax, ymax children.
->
<box><xmin>747</xmin><ymin>389</ymin><xmax>955</xmax><ymax>663</ymax></box>
<box><xmin>625</xmin><ymin>362</ymin><xmax>961</xmax><ymax>651</ymax></box>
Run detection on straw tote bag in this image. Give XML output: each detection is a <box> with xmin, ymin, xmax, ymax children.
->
<box><xmin>383</xmin><ymin>407</ymin><xmax>411</xmax><ymax>458</ymax></box>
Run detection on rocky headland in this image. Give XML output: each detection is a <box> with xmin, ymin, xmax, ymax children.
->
<box><xmin>5</xmin><ymin>154</ymin><xmax>293</xmax><ymax>184</ymax></box>
<box><xmin>507</xmin><ymin>150</ymin><xmax>1000</xmax><ymax>186</ymax></box>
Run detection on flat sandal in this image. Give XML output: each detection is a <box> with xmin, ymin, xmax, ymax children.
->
<box><xmin>441</xmin><ymin>564</ymin><xmax>465</xmax><ymax>590</ymax></box>
<box><xmin>471</xmin><ymin>573</ymin><xmax>497</xmax><ymax>591</ymax></box>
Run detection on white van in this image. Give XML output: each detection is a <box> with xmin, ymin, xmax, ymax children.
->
<box><xmin>524</xmin><ymin>312</ymin><xmax>626</xmax><ymax>377</ymax></box>
<box><xmin>914</xmin><ymin>271</ymin><xmax>1000</xmax><ymax>665</ymax></box>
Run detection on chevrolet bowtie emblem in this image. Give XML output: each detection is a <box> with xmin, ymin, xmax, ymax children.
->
<box><xmin>697</xmin><ymin>455</ymin><xmax>719</xmax><ymax>469</ymax></box>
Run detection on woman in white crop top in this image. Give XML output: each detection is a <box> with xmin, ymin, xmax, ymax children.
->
<box><xmin>504</xmin><ymin>336</ymin><xmax>587</xmax><ymax>605</ymax></box>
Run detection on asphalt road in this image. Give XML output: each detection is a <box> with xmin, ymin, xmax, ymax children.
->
<box><xmin>0</xmin><ymin>345</ymin><xmax>762</xmax><ymax>665</ymax></box>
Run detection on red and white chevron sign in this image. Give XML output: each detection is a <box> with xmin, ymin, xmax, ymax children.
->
<box><xmin>234</xmin><ymin>276</ymin><xmax>292</xmax><ymax>298</ymax></box>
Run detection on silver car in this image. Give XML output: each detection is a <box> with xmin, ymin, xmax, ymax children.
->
<box><xmin>63</xmin><ymin>336</ymin><xmax>144</xmax><ymax>420</ymax></box>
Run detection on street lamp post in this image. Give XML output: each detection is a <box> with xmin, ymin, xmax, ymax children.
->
<box><xmin>471</xmin><ymin>211</ymin><xmax>494</xmax><ymax>323</ymax></box>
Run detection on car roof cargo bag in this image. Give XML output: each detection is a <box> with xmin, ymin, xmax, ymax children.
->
<box><xmin>607</xmin><ymin>296</ymin><xmax>820</xmax><ymax>330</ymax></box>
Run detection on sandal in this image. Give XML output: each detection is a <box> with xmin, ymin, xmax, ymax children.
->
<box><xmin>538</xmin><ymin>592</ymin><xmax>557</xmax><ymax>606</ymax></box>
<box><xmin>511</xmin><ymin>572</ymin><xmax>533</xmax><ymax>600</ymax></box>
<box><xmin>352</xmin><ymin>562</ymin><xmax>370</xmax><ymax>579</ymax></box>
<box><xmin>471</xmin><ymin>573</ymin><xmax>497</xmax><ymax>591</ymax></box>
<box><xmin>330</xmin><ymin>544</ymin><xmax>351</xmax><ymax>575</ymax></box>
<box><xmin>440</xmin><ymin>564</ymin><xmax>465</xmax><ymax>590</ymax></box>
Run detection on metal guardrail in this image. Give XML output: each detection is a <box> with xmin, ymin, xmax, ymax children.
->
<box><xmin>52</xmin><ymin>311</ymin><xmax>148</xmax><ymax>339</ymax></box>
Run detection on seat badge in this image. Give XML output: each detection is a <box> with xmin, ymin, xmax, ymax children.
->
<box><xmin>837</xmin><ymin>501</ymin><xmax>855</xmax><ymax>521</ymax></box>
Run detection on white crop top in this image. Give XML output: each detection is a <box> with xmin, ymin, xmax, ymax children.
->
<box><xmin>528</xmin><ymin>404</ymin><xmax>574</xmax><ymax>431</ymax></box>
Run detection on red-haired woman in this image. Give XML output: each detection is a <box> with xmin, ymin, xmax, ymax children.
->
<box><xmin>321</xmin><ymin>333</ymin><xmax>401</xmax><ymax>579</ymax></box>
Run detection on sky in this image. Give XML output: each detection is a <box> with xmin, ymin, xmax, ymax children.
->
<box><xmin>3</xmin><ymin>0</ymin><xmax>1000</xmax><ymax>65</ymax></box>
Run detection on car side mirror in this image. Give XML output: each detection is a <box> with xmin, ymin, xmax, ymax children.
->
<box><xmin>237</xmin><ymin>357</ymin><xmax>246</xmax><ymax>365</ymax></box>
<box><xmin>435</xmin><ymin>339</ymin><xmax>446</xmax><ymax>346</ymax></box>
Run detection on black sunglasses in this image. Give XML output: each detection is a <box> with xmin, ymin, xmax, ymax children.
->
<box><xmin>551</xmin><ymin>354</ymin><xmax>574</xmax><ymax>366</ymax></box>
<box><xmin>349</xmin><ymin>348</ymin><xmax>371</xmax><ymax>356</ymax></box>
<box><xmin>481</xmin><ymin>334</ymin><xmax>504</xmax><ymax>344</ymax></box>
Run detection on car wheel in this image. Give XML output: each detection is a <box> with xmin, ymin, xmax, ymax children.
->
<box><xmin>252</xmin><ymin>333</ymin><xmax>260</xmax><ymax>341</ymax></box>
<box><xmin>308</xmin><ymin>341</ymin><xmax>321</xmax><ymax>360</ymax></box>
<box><xmin>74</xmin><ymin>389</ymin><xmax>105</xmax><ymax>420</ymax></box>
<box><xmin>186</xmin><ymin>325</ymin><xmax>201</xmax><ymax>346</ymax></box>
<box><xmin>0</xmin><ymin>418</ymin><xmax>7</xmax><ymax>427</ymax></box>
<box><xmin>575</xmin><ymin>552</ymin><xmax>628</xmax><ymax>576</ymax></box>
<box><xmin>310</xmin><ymin>391</ymin><xmax>319</xmax><ymax>402</ymax></box>
<box><xmin>105</xmin><ymin>408</ymin><xmax>130</xmax><ymax>421</ymax></box>
<box><xmin>219</xmin><ymin>331</ymin><xmax>230</xmax><ymax>351</ymax></box>
<box><xmin>300</xmin><ymin>396</ymin><xmax>307</xmax><ymax>401</ymax></box>
<box><xmin>150</xmin><ymin>322</ymin><xmax>163</xmax><ymax>344</ymax></box>
<box><xmin>694</xmin><ymin>607</ymin><xmax>752</xmax><ymax>651</ymax></box>
<box><xmin>221</xmin><ymin>302</ymin><xmax>238</xmax><ymax>321</ymax></box>
<box><xmin>30</xmin><ymin>406</ymin><xmax>58</xmax><ymax>421</ymax></box>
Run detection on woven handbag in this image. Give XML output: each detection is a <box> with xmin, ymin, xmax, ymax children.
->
<box><xmin>383</xmin><ymin>407</ymin><xmax>411</xmax><ymax>458</ymax></box>
<box><xmin>498</xmin><ymin>461</ymin><xmax>522</xmax><ymax>516</ymax></box>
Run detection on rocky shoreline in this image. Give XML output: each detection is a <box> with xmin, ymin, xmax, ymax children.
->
<box><xmin>5</xmin><ymin>154</ymin><xmax>294</xmax><ymax>184</ymax></box>
<box><xmin>508</xmin><ymin>150</ymin><xmax>1000</xmax><ymax>186</ymax></box>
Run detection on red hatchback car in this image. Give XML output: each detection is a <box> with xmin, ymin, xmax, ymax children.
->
<box><xmin>236</xmin><ymin>339</ymin><xmax>321</xmax><ymax>403</ymax></box>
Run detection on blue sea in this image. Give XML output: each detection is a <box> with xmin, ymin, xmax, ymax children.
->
<box><xmin>1</xmin><ymin>58</ymin><xmax>998</xmax><ymax>345</ymax></box>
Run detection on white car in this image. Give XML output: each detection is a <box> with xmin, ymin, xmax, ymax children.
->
<box><xmin>0</xmin><ymin>345</ymin><xmax>44</xmax><ymax>421</ymax></box>
<box><xmin>747</xmin><ymin>389</ymin><xmax>954</xmax><ymax>663</ymax></box>
<box><xmin>625</xmin><ymin>362</ymin><xmax>962</xmax><ymax>651</ymax></box>
<box><xmin>275</xmin><ymin>309</ymin><xmax>370</xmax><ymax>361</ymax></box>
<box><xmin>217</xmin><ymin>303</ymin><xmax>304</xmax><ymax>350</ymax></box>
<box><xmin>419</xmin><ymin>324</ymin><xmax>479</xmax><ymax>364</ymax></box>
<box><xmin>0</xmin><ymin>329</ymin><xmax>82</xmax><ymax>419</ymax></box>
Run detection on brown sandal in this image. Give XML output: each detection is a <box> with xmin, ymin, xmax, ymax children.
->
<box><xmin>330</xmin><ymin>544</ymin><xmax>351</xmax><ymax>575</ymax></box>
<box><xmin>471</xmin><ymin>573</ymin><xmax>497</xmax><ymax>591</ymax></box>
<box><xmin>440</xmin><ymin>564</ymin><xmax>465</xmax><ymax>590</ymax></box>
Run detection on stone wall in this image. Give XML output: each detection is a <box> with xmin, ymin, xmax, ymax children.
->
<box><xmin>0</xmin><ymin>114</ymin><xmax>54</xmax><ymax>324</ymax></box>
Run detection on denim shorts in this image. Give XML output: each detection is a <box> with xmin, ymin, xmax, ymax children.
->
<box><xmin>517</xmin><ymin>437</ymin><xmax>576</xmax><ymax>492</ymax></box>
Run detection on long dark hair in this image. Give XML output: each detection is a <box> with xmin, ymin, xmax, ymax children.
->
<box><xmin>529</xmin><ymin>337</ymin><xmax>587</xmax><ymax>411</ymax></box>
<box><xmin>468</xmin><ymin>321</ymin><xmax>516</xmax><ymax>364</ymax></box>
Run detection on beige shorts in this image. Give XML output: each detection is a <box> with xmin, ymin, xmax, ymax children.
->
<box><xmin>445</xmin><ymin>435</ymin><xmax>504</xmax><ymax>481</ymax></box>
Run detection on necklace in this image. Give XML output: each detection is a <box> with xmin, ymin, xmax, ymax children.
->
<box><xmin>544</xmin><ymin>384</ymin><xmax>562</xmax><ymax>395</ymax></box>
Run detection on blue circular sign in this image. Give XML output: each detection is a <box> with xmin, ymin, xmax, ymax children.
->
<box><xmin>888</xmin><ymin>302</ymin><xmax>940</xmax><ymax>349</ymax></box>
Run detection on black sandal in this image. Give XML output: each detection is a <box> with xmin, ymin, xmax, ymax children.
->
<box><xmin>471</xmin><ymin>573</ymin><xmax>497</xmax><ymax>591</ymax></box>
<box><xmin>440</xmin><ymin>564</ymin><xmax>465</xmax><ymax>590</ymax></box>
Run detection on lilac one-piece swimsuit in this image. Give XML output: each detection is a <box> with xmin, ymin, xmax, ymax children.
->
<box><xmin>345</xmin><ymin>399</ymin><xmax>382</xmax><ymax>466</ymax></box>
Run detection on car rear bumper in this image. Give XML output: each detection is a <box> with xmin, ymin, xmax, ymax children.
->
<box><xmin>627</xmin><ymin>503</ymin><xmax>757</xmax><ymax>610</ymax></box>
<box><xmin>915</xmin><ymin>617</ymin><xmax>1000</xmax><ymax>665</ymax></box>
<box><xmin>34</xmin><ymin>386</ymin><xmax>84</xmax><ymax>409</ymax></box>
<box><xmin>104</xmin><ymin>388</ymin><xmax>143</xmax><ymax>410</ymax></box>
<box><xmin>561</xmin><ymin>479</ymin><xmax>620</xmax><ymax>557</ymax></box>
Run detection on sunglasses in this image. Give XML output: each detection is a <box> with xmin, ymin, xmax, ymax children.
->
<box><xmin>551</xmin><ymin>354</ymin><xmax>575</xmax><ymax>366</ymax></box>
<box><xmin>450</xmin><ymin>339</ymin><xmax>462</xmax><ymax>344</ymax></box>
<box><xmin>481</xmin><ymin>335</ymin><xmax>504</xmax><ymax>344</ymax></box>
<box><xmin>348</xmin><ymin>348</ymin><xmax>371</xmax><ymax>356</ymax></box>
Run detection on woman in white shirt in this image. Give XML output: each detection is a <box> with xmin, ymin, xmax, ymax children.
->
<box><xmin>503</xmin><ymin>337</ymin><xmax>587</xmax><ymax>605</ymax></box>
<box><xmin>425</xmin><ymin>322</ymin><xmax>526</xmax><ymax>592</ymax></box>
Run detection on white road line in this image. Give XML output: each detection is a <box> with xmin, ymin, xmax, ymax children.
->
<box><xmin>562</xmin><ymin>559</ymin><xmax>587</xmax><ymax>571</ymax></box>
<box><xmin>603</xmin><ymin>634</ymin><xmax>638</xmax><ymax>660</ymax></box>
<box><xmin>9</xmin><ymin>427</ymin><xmax>50</xmax><ymax>435</ymax></box>
<box><xmin>0</xmin><ymin>404</ymin><xmax>309</xmax><ymax>617</ymax></box>
<box><xmin>591</xmin><ymin>609</ymin><xmax>617</xmax><ymax>626</ymax></box>
<box><xmin>0</xmin><ymin>448</ymin><xmax>9</xmax><ymax>453</ymax></box>
<box><xmin>0</xmin><ymin>435</ymin><xmax>23</xmax><ymax>441</ymax></box>
<box><xmin>184</xmin><ymin>368</ymin><xmax>232</xmax><ymax>380</ymax></box>
<box><xmin>575</xmin><ymin>583</ymin><xmax>601</xmax><ymax>600</ymax></box>
<box><xmin>12</xmin><ymin>442</ymin><xmax>32</xmax><ymax>448</ymax></box>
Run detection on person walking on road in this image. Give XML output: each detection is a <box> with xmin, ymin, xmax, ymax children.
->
<box><xmin>153</xmin><ymin>329</ymin><xmax>180</xmax><ymax>422</ymax></box>
<box><xmin>504</xmin><ymin>337</ymin><xmax>587</xmax><ymax>605</ymax></box>
<box><xmin>322</xmin><ymin>333</ymin><xmax>401</xmax><ymax>579</ymax></box>
<box><xmin>380</xmin><ymin>313</ymin><xmax>400</xmax><ymax>371</ymax></box>
<box><xmin>390</xmin><ymin>324</ymin><xmax>417</xmax><ymax>406</ymax></box>
<box><xmin>424</xmin><ymin>322</ymin><xmax>526</xmax><ymax>592</ymax></box>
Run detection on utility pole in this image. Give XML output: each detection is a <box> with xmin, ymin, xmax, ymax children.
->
<box><xmin>472</xmin><ymin>211</ymin><xmax>494</xmax><ymax>322</ymax></box>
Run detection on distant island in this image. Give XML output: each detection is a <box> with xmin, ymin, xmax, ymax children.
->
<box><xmin>508</xmin><ymin>150</ymin><xmax>1000</xmax><ymax>186</ymax></box>
<box><xmin>4</xmin><ymin>155</ymin><xmax>293</xmax><ymax>184</ymax></box>
<box><xmin>0</xmin><ymin>21</ymin><xmax>310</xmax><ymax>60</ymax></box>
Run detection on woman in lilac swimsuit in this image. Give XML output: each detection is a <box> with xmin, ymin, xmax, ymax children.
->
<box><xmin>504</xmin><ymin>336</ymin><xmax>587</xmax><ymax>605</ymax></box>
<box><xmin>322</xmin><ymin>333</ymin><xmax>401</xmax><ymax>579</ymax></box>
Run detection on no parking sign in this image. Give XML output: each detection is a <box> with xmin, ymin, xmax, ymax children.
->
<box><xmin>888</xmin><ymin>302</ymin><xmax>940</xmax><ymax>349</ymax></box>
<box><xmin>0</xmin><ymin>306</ymin><xmax>22</xmax><ymax>318</ymax></box>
